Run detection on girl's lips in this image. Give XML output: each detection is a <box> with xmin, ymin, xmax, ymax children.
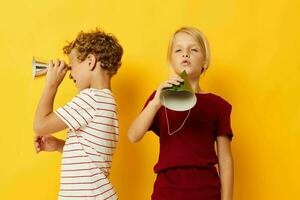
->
<box><xmin>181</xmin><ymin>60</ymin><xmax>191</xmax><ymax>65</ymax></box>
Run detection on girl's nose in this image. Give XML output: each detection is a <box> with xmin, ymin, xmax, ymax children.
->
<box><xmin>182</xmin><ymin>52</ymin><xmax>190</xmax><ymax>58</ymax></box>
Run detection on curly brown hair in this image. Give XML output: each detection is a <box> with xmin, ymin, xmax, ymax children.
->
<box><xmin>63</xmin><ymin>28</ymin><xmax>123</xmax><ymax>75</ymax></box>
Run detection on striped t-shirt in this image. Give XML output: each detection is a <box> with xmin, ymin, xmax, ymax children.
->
<box><xmin>54</xmin><ymin>88</ymin><xmax>118</xmax><ymax>200</ymax></box>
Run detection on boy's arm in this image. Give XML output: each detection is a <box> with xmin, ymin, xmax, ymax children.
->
<box><xmin>33</xmin><ymin>60</ymin><xmax>68</xmax><ymax>136</ymax></box>
<box><xmin>217</xmin><ymin>136</ymin><xmax>234</xmax><ymax>200</ymax></box>
<box><xmin>34</xmin><ymin>135</ymin><xmax>65</xmax><ymax>153</ymax></box>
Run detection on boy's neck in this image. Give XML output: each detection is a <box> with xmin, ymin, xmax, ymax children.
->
<box><xmin>90</xmin><ymin>69</ymin><xmax>111</xmax><ymax>90</ymax></box>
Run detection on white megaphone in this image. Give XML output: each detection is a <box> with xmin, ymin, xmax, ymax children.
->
<box><xmin>32</xmin><ymin>57</ymin><xmax>48</xmax><ymax>78</ymax></box>
<box><xmin>160</xmin><ymin>70</ymin><xmax>197</xmax><ymax>111</ymax></box>
<box><xmin>32</xmin><ymin>57</ymin><xmax>70</xmax><ymax>79</ymax></box>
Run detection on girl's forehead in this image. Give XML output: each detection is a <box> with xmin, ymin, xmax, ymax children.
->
<box><xmin>173</xmin><ymin>33</ymin><xmax>198</xmax><ymax>47</ymax></box>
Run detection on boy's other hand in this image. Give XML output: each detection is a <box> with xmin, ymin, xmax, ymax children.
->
<box><xmin>45</xmin><ymin>59</ymin><xmax>68</xmax><ymax>89</ymax></box>
<box><xmin>34</xmin><ymin>135</ymin><xmax>63</xmax><ymax>153</ymax></box>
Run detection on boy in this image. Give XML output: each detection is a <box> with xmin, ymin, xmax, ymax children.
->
<box><xmin>33</xmin><ymin>29</ymin><xmax>123</xmax><ymax>200</ymax></box>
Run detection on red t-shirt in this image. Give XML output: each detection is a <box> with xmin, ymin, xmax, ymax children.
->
<box><xmin>143</xmin><ymin>91</ymin><xmax>233</xmax><ymax>173</ymax></box>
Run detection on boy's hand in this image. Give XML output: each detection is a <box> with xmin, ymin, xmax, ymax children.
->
<box><xmin>45</xmin><ymin>59</ymin><xmax>68</xmax><ymax>89</ymax></box>
<box><xmin>34</xmin><ymin>135</ymin><xmax>64</xmax><ymax>153</ymax></box>
<box><xmin>151</xmin><ymin>75</ymin><xmax>184</xmax><ymax>106</ymax></box>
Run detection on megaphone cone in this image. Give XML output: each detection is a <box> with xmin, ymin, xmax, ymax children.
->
<box><xmin>32</xmin><ymin>57</ymin><xmax>48</xmax><ymax>79</ymax></box>
<box><xmin>32</xmin><ymin>57</ymin><xmax>71</xmax><ymax>79</ymax></box>
<box><xmin>160</xmin><ymin>70</ymin><xmax>197</xmax><ymax>111</ymax></box>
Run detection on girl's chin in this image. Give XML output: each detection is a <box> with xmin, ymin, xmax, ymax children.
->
<box><xmin>174</xmin><ymin>66</ymin><xmax>190</xmax><ymax>73</ymax></box>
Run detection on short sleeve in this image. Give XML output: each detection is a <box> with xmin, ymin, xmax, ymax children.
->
<box><xmin>216</xmin><ymin>100</ymin><xmax>233</xmax><ymax>140</ymax></box>
<box><xmin>54</xmin><ymin>89</ymin><xmax>96</xmax><ymax>132</ymax></box>
<box><xmin>142</xmin><ymin>91</ymin><xmax>160</xmax><ymax>135</ymax></box>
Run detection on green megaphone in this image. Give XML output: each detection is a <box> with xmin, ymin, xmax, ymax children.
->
<box><xmin>160</xmin><ymin>70</ymin><xmax>197</xmax><ymax>111</ymax></box>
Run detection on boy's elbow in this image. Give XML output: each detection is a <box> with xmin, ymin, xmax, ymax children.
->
<box><xmin>33</xmin><ymin>122</ymin><xmax>47</xmax><ymax>136</ymax></box>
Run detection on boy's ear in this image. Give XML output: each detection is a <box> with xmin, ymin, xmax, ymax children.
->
<box><xmin>87</xmin><ymin>54</ymin><xmax>97</xmax><ymax>71</ymax></box>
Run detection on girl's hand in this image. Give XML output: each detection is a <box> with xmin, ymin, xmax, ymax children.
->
<box><xmin>45</xmin><ymin>59</ymin><xmax>68</xmax><ymax>89</ymax></box>
<box><xmin>151</xmin><ymin>74</ymin><xmax>184</xmax><ymax>107</ymax></box>
<box><xmin>34</xmin><ymin>135</ymin><xmax>63</xmax><ymax>153</ymax></box>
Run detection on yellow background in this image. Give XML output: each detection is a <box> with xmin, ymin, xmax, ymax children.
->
<box><xmin>0</xmin><ymin>0</ymin><xmax>299</xmax><ymax>199</ymax></box>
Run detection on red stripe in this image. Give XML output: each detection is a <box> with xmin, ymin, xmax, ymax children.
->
<box><xmin>90</xmin><ymin>121</ymin><xmax>119</xmax><ymax>128</ymax></box>
<box><xmin>62</xmin><ymin>107</ymin><xmax>81</xmax><ymax>128</ymax></box>
<box><xmin>104</xmin><ymin>192</ymin><xmax>117</xmax><ymax>200</ymax></box>
<box><xmin>60</xmin><ymin>182</ymin><xmax>110</xmax><ymax>191</ymax></box>
<box><xmin>76</xmin><ymin>96</ymin><xmax>96</xmax><ymax>111</ymax></box>
<box><xmin>62</xmin><ymin>154</ymin><xmax>112</xmax><ymax>162</ymax></box>
<box><xmin>77</xmin><ymin>134</ymin><xmax>116</xmax><ymax>149</ymax></box>
<box><xmin>64</xmin><ymin>148</ymin><xmax>82</xmax><ymax>152</ymax></box>
<box><xmin>96</xmin><ymin>101</ymin><xmax>116</xmax><ymax>106</ymax></box>
<box><xmin>98</xmin><ymin>90</ymin><xmax>113</xmax><ymax>97</ymax></box>
<box><xmin>72</xmin><ymin>101</ymin><xmax>93</xmax><ymax>119</ymax></box>
<box><xmin>86</xmin><ymin>125</ymin><xmax>118</xmax><ymax>136</ymax></box>
<box><xmin>64</xmin><ymin>135</ymin><xmax>114</xmax><ymax>155</ymax></box>
<box><xmin>62</xmin><ymin>155</ymin><xmax>87</xmax><ymax>159</ymax></box>
<box><xmin>62</xmin><ymin>161</ymin><xmax>99</xmax><ymax>165</ymax></box>
<box><xmin>61</xmin><ymin>177</ymin><xmax>107</xmax><ymax>185</ymax></box>
<box><xmin>80</xmin><ymin>142</ymin><xmax>113</xmax><ymax>155</ymax></box>
<box><xmin>61</xmin><ymin>172</ymin><xmax>103</xmax><ymax>178</ymax></box>
<box><xmin>86</xmin><ymin>152</ymin><xmax>102</xmax><ymax>157</ymax></box>
<box><xmin>94</xmin><ymin>114</ymin><xmax>118</xmax><ymax>120</ymax></box>
<box><xmin>59</xmin><ymin>186</ymin><xmax>115</xmax><ymax>198</ymax></box>
<box><xmin>61</xmin><ymin>166</ymin><xmax>110</xmax><ymax>172</ymax></box>
<box><xmin>79</xmin><ymin>129</ymin><xmax>118</xmax><ymax>142</ymax></box>
<box><xmin>68</xmin><ymin>135</ymin><xmax>78</xmax><ymax>139</ymax></box>
<box><xmin>67</xmin><ymin>104</ymin><xmax>88</xmax><ymax>124</ymax></box>
<box><xmin>56</xmin><ymin>111</ymin><xmax>76</xmax><ymax>130</ymax></box>
<box><xmin>80</xmin><ymin>140</ymin><xmax>116</xmax><ymax>153</ymax></box>
<box><xmin>96</xmin><ymin>108</ymin><xmax>116</xmax><ymax>113</ymax></box>
<box><xmin>78</xmin><ymin>140</ymin><xmax>114</xmax><ymax>156</ymax></box>
<box><xmin>64</xmin><ymin>142</ymin><xmax>80</xmax><ymax>146</ymax></box>
<box><xmin>94</xmin><ymin>94</ymin><xmax>114</xmax><ymax>99</ymax></box>
<box><xmin>82</xmin><ymin>92</ymin><xmax>97</xmax><ymax>103</ymax></box>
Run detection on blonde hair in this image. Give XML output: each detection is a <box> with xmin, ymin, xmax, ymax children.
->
<box><xmin>167</xmin><ymin>27</ymin><xmax>210</xmax><ymax>73</ymax></box>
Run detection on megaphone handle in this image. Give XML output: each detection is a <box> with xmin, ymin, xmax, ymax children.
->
<box><xmin>163</xmin><ymin>96</ymin><xmax>191</xmax><ymax>136</ymax></box>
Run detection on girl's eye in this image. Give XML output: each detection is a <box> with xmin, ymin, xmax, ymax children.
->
<box><xmin>191</xmin><ymin>49</ymin><xmax>198</xmax><ymax>52</ymax></box>
<box><xmin>175</xmin><ymin>49</ymin><xmax>181</xmax><ymax>53</ymax></box>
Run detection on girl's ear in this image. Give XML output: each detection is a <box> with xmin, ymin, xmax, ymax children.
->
<box><xmin>87</xmin><ymin>54</ymin><xmax>97</xmax><ymax>71</ymax></box>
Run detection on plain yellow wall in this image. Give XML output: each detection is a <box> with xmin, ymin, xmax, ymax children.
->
<box><xmin>0</xmin><ymin>0</ymin><xmax>299</xmax><ymax>199</ymax></box>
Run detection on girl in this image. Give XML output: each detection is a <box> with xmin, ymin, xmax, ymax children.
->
<box><xmin>128</xmin><ymin>27</ymin><xmax>234</xmax><ymax>200</ymax></box>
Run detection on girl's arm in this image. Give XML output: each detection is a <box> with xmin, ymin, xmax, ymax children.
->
<box><xmin>128</xmin><ymin>75</ymin><xmax>183</xmax><ymax>143</ymax></box>
<box><xmin>217</xmin><ymin>136</ymin><xmax>234</xmax><ymax>200</ymax></box>
<box><xmin>128</xmin><ymin>99</ymin><xmax>161</xmax><ymax>142</ymax></box>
